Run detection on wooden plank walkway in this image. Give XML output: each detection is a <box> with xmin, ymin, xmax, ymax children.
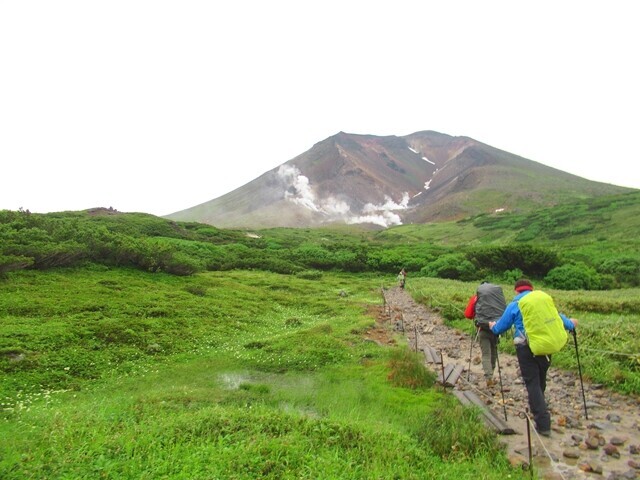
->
<box><xmin>453</xmin><ymin>390</ymin><xmax>517</xmax><ymax>435</ymax></box>
<box><xmin>438</xmin><ymin>364</ymin><xmax>464</xmax><ymax>387</ymax></box>
<box><xmin>422</xmin><ymin>345</ymin><xmax>463</xmax><ymax>386</ymax></box>
<box><xmin>420</xmin><ymin>340</ymin><xmax>516</xmax><ymax>435</ymax></box>
<box><xmin>422</xmin><ymin>345</ymin><xmax>442</xmax><ymax>364</ymax></box>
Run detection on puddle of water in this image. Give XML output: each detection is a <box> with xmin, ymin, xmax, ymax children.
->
<box><xmin>217</xmin><ymin>371</ymin><xmax>256</xmax><ymax>389</ymax></box>
<box><xmin>217</xmin><ymin>371</ymin><xmax>321</xmax><ymax>418</ymax></box>
<box><xmin>279</xmin><ymin>401</ymin><xmax>320</xmax><ymax>419</ymax></box>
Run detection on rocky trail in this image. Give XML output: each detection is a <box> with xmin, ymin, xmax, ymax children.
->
<box><xmin>377</xmin><ymin>287</ymin><xmax>640</xmax><ymax>480</ymax></box>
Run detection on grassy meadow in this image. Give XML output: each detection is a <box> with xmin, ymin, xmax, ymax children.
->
<box><xmin>0</xmin><ymin>268</ymin><xmax>524</xmax><ymax>479</ymax></box>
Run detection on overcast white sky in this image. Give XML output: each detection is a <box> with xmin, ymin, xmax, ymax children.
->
<box><xmin>1</xmin><ymin>1</ymin><xmax>638</xmax><ymax>217</ymax></box>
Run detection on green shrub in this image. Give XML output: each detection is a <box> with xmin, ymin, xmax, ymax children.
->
<box><xmin>466</xmin><ymin>244</ymin><xmax>560</xmax><ymax>277</ymax></box>
<box><xmin>544</xmin><ymin>263</ymin><xmax>602</xmax><ymax>290</ymax></box>
<box><xmin>502</xmin><ymin>268</ymin><xmax>523</xmax><ymax>284</ymax></box>
<box><xmin>0</xmin><ymin>254</ymin><xmax>33</xmax><ymax>276</ymax></box>
<box><xmin>598</xmin><ymin>256</ymin><xmax>640</xmax><ymax>287</ymax></box>
<box><xmin>164</xmin><ymin>253</ymin><xmax>201</xmax><ymax>276</ymax></box>
<box><xmin>421</xmin><ymin>254</ymin><xmax>477</xmax><ymax>281</ymax></box>
<box><xmin>289</xmin><ymin>244</ymin><xmax>334</xmax><ymax>269</ymax></box>
<box><xmin>334</xmin><ymin>248</ymin><xmax>368</xmax><ymax>272</ymax></box>
<box><xmin>598</xmin><ymin>273</ymin><xmax>617</xmax><ymax>290</ymax></box>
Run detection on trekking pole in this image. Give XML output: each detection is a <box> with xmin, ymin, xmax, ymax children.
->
<box><xmin>520</xmin><ymin>411</ymin><xmax>534</xmax><ymax>479</ymax></box>
<box><xmin>495</xmin><ymin>338</ymin><xmax>508</xmax><ymax>422</ymax></box>
<box><xmin>571</xmin><ymin>329</ymin><xmax>589</xmax><ymax>420</ymax></box>
<box><xmin>467</xmin><ymin>327</ymin><xmax>480</xmax><ymax>381</ymax></box>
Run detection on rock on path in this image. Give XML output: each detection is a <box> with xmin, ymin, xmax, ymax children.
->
<box><xmin>383</xmin><ymin>287</ymin><xmax>640</xmax><ymax>480</ymax></box>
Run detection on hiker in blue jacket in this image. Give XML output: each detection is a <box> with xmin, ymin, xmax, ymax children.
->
<box><xmin>489</xmin><ymin>279</ymin><xmax>578</xmax><ymax>437</ymax></box>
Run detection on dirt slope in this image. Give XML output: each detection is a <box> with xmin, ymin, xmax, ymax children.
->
<box><xmin>378</xmin><ymin>287</ymin><xmax>640</xmax><ymax>480</ymax></box>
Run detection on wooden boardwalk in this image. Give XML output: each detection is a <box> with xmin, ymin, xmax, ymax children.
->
<box><xmin>421</xmin><ymin>340</ymin><xmax>516</xmax><ymax>435</ymax></box>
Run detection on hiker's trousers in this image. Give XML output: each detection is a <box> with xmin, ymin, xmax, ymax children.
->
<box><xmin>516</xmin><ymin>344</ymin><xmax>551</xmax><ymax>433</ymax></box>
<box><xmin>478</xmin><ymin>329</ymin><xmax>497</xmax><ymax>378</ymax></box>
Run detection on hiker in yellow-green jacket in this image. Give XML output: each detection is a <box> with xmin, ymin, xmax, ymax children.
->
<box><xmin>489</xmin><ymin>279</ymin><xmax>578</xmax><ymax>438</ymax></box>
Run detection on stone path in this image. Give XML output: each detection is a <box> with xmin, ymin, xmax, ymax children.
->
<box><xmin>382</xmin><ymin>286</ymin><xmax>640</xmax><ymax>480</ymax></box>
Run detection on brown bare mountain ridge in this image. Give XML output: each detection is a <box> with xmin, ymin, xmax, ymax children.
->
<box><xmin>165</xmin><ymin>131</ymin><xmax>633</xmax><ymax>229</ymax></box>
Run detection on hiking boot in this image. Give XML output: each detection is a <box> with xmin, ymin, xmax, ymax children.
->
<box><xmin>485</xmin><ymin>378</ymin><xmax>496</xmax><ymax>388</ymax></box>
<box><xmin>537</xmin><ymin>430</ymin><xmax>551</xmax><ymax>438</ymax></box>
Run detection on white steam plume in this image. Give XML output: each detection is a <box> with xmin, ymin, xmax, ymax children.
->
<box><xmin>278</xmin><ymin>164</ymin><xmax>410</xmax><ymax>228</ymax></box>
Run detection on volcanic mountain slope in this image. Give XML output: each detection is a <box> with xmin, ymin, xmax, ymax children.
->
<box><xmin>166</xmin><ymin>131</ymin><xmax>633</xmax><ymax>229</ymax></box>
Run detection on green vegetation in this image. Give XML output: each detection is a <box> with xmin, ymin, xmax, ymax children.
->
<box><xmin>0</xmin><ymin>269</ymin><xmax>522</xmax><ymax>479</ymax></box>
<box><xmin>1</xmin><ymin>190</ymin><xmax>639</xmax><ymax>477</ymax></box>
<box><xmin>381</xmin><ymin>191</ymin><xmax>640</xmax><ymax>288</ymax></box>
<box><xmin>3</xmin><ymin>190</ymin><xmax>639</xmax><ymax>289</ymax></box>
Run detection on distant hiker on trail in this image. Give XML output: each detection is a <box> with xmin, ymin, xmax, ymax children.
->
<box><xmin>464</xmin><ymin>281</ymin><xmax>506</xmax><ymax>388</ymax></box>
<box><xmin>397</xmin><ymin>269</ymin><xmax>406</xmax><ymax>289</ymax></box>
<box><xmin>489</xmin><ymin>279</ymin><xmax>578</xmax><ymax>438</ymax></box>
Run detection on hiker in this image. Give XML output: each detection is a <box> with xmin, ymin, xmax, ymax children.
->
<box><xmin>397</xmin><ymin>268</ymin><xmax>406</xmax><ymax>289</ymax></box>
<box><xmin>464</xmin><ymin>281</ymin><xmax>506</xmax><ymax>387</ymax></box>
<box><xmin>489</xmin><ymin>279</ymin><xmax>578</xmax><ymax>437</ymax></box>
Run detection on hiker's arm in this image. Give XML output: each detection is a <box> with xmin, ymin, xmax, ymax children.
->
<box><xmin>490</xmin><ymin>303</ymin><xmax>517</xmax><ymax>335</ymax></box>
<box><xmin>560</xmin><ymin>313</ymin><xmax>578</xmax><ymax>331</ymax></box>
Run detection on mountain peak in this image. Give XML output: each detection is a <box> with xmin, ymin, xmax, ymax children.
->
<box><xmin>165</xmin><ymin>131</ymin><xmax>633</xmax><ymax>229</ymax></box>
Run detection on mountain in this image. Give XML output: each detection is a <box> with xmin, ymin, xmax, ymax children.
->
<box><xmin>165</xmin><ymin>131</ymin><xmax>634</xmax><ymax>229</ymax></box>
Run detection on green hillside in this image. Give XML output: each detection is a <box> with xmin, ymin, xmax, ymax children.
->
<box><xmin>378</xmin><ymin>191</ymin><xmax>640</xmax><ymax>288</ymax></box>
<box><xmin>392</xmin><ymin>190</ymin><xmax>640</xmax><ymax>250</ymax></box>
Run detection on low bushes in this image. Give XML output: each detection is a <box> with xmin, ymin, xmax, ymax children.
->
<box><xmin>545</xmin><ymin>263</ymin><xmax>602</xmax><ymax>290</ymax></box>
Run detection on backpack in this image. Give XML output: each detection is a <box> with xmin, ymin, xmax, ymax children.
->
<box><xmin>518</xmin><ymin>290</ymin><xmax>568</xmax><ymax>355</ymax></box>
<box><xmin>474</xmin><ymin>283</ymin><xmax>506</xmax><ymax>329</ymax></box>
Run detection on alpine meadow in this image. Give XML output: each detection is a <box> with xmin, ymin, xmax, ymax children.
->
<box><xmin>1</xmin><ymin>190</ymin><xmax>639</xmax><ymax>479</ymax></box>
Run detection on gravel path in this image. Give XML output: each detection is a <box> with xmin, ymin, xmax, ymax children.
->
<box><xmin>382</xmin><ymin>286</ymin><xmax>640</xmax><ymax>480</ymax></box>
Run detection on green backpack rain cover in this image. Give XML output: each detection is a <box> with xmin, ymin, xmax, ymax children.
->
<box><xmin>518</xmin><ymin>291</ymin><xmax>568</xmax><ymax>355</ymax></box>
